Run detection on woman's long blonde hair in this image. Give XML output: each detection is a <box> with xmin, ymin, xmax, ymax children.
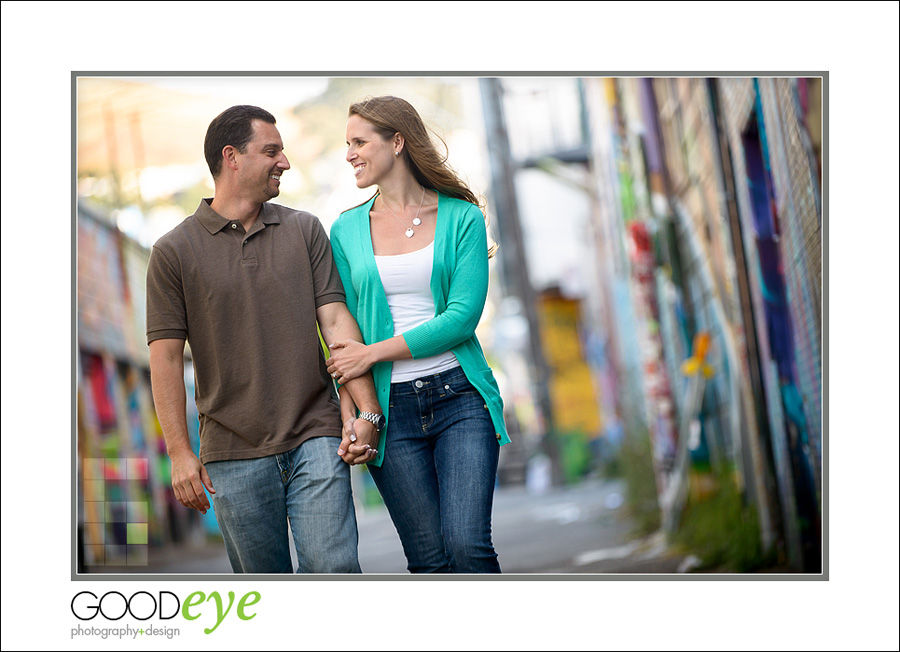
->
<box><xmin>349</xmin><ymin>95</ymin><xmax>497</xmax><ymax>258</ymax></box>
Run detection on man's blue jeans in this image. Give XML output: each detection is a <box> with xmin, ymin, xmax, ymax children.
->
<box><xmin>205</xmin><ymin>436</ymin><xmax>361</xmax><ymax>573</ymax></box>
<box><xmin>369</xmin><ymin>366</ymin><xmax>501</xmax><ymax>573</ymax></box>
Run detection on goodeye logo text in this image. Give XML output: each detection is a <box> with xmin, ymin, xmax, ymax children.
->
<box><xmin>70</xmin><ymin>590</ymin><xmax>260</xmax><ymax>637</ymax></box>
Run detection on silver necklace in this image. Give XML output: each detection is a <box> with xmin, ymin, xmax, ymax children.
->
<box><xmin>382</xmin><ymin>187</ymin><xmax>425</xmax><ymax>238</ymax></box>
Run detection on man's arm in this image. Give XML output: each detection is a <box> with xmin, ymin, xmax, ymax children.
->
<box><xmin>316</xmin><ymin>301</ymin><xmax>381</xmax><ymax>464</ymax></box>
<box><xmin>149</xmin><ymin>338</ymin><xmax>215</xmax><ymax>513</ymax></box>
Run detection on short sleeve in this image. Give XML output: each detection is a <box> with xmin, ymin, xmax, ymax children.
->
<box><xmin>304</xmin><ymin>215</ymin><xmax>346</xmax><ymax>308</ymax></box>
<box><xmin>146</xmin><ymin>244</ymin><xmax>188</xmax><ymax>343</ymax></box>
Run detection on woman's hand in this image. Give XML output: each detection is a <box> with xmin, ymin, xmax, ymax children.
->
<box><xmin>336</xmin><ymin>417</ymin><xmax>378</xmax><ymax>465</ymax></box>
<box><xmin>327</xmin><ymin>339</ymin><xmax>374</xmax><ymax>384</ymax></box>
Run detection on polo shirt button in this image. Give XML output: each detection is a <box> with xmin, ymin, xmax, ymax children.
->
<box><xmin>231</xmin><ymin>223</ymin><xmax>237</xmax><ymax>229</ymax></box>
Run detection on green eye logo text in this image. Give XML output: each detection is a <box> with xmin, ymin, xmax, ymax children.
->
<box><xmin>71</xmin><ymin>590</ymin><xmax>260</xmax><ymax>634</ymax></box>
<box><xmin>183</xmin><ymin>590</ymin><xmax>260</xmax><ymax>634</ymax></box>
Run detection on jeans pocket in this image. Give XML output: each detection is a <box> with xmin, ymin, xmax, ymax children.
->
<box><xmin>442</xmin><ymin>375</ymin><xmax>480</xmax><ymax>398</ymax></box>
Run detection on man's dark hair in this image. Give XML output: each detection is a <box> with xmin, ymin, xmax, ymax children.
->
<box><xmin>204</xmin><ymin>105</ymin><xmax>276</xmax><ymax>178</ymax></box>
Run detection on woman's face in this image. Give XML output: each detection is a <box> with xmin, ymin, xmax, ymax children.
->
<box><xmin>345</xmin><ymin>114</ymin><xmax>397</xmax><ymax>189</ymax></box>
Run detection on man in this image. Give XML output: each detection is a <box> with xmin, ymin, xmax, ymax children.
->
<box><xmin>146</xmin><ymin>105</ymin><xmax>382</xmax><ymax>573</ymax></box>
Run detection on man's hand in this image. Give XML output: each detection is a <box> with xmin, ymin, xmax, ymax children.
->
<box><xmin>337</xmin><ymin>418</ymin><xmax>379</xmax><ymax>465</ymax></box>
<box><xmin>169</xmin><ymin>449</ymin><xmax>216</xmax><ymax>514</ymax></box>
<box><xmin>150</xmin><ymin>339</ymin><xmax>216</xmax><ymax>513</ymax></box>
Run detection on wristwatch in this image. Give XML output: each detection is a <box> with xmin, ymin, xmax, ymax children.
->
<box><xmin>358</xmin><ymin>410</ymin><xmax>386</xmax><ymax>431</ymax></box>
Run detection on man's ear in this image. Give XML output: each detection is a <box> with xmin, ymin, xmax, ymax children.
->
<box><xmin>222</xmin><ymin>145</ymin><xmax>239</xmax><ymax>172</ymax></box>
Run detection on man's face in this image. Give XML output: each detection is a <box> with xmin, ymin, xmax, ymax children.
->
<box><xmin>236</xmin><ymin>119</ymin><xmax>290</xmax><ymax>202</ymax></box>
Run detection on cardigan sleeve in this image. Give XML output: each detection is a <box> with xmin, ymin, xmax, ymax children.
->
<box><xmin>402</xmin><ymin>204</ymin><xmax>489</xmax><ymax>359</ymax></box>
<box><xmin>329</xmin><ymin>219</ymin><xmax>359</xmax><ymax>318</ymax></box>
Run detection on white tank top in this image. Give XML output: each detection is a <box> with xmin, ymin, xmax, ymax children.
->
<box><xmin>374</xmin><ymin>241</ymin><xmax>460</xmax><ymax>382</ymax></box>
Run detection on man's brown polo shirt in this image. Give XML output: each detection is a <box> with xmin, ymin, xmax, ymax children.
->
<box><xmin>146</xmin><ymin>199</ymin><xmax>345</xmax><ymax>464</ymax></box>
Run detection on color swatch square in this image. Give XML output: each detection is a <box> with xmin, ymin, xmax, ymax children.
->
<box><xmin>127</xmin><ymin>545</ymin><xmax>148</xmax><ymax>566</ymax></box>
<box><xmin>83</xmin><ymin>479</ymin><xmax>105</xmax><ymax>501</ymax></box>
<box><xmin>84</xmin><ymin>544</ymin><xmax>105</xmax><ymax>565</ymax></box>
<box><xmin>105</xmin><ymin>544</ymin><xmax>126</xmax><ymax>565</ymax></box>
<box><xmin>126</xmin><ymin>457</ymin><xmax>149</xmax><ymax>480</ymax></box>
<box><xmin>83</xmin><ymin>458</ymin><xmax>104</xmax><ymax>480</ymax></box>
<box><xmin>84</xmin><ymin>502</ymin><xmax>106</xmax><ymax>524</ymax></box>
<box><xmin>104</xmin><ymin>459</ymin><xmax>122</xmax><ymax>480</ymax></box>
<box><xmin>127</xmin><ymin>522</ymin><xmax>148</xmax><ymax>545</ymax></box>
<box><xmin>127</xmin><ymin>501</ymin><xmax>149</xmax><ymax>523</ymax></box>
<box><xmin>105</xmin><ymin>501</ymin><xmax>127</xmax><ymax>523</ymax></box>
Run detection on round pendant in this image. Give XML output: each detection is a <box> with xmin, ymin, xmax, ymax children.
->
<box><xmin>405</xmin><ymin>228</ymin><xmax>415</xmax><ymax>238</ymax></box>
<box><xmin>412</xmin><ymin>217</ymin><xmax>422</xmax><ymax>226</ymax></box>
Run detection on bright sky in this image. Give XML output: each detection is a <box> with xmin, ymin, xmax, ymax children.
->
<box><xmin>122</xmin><ymin>76</ymin><xmax>330</xmax><ymax>113</ymax></box>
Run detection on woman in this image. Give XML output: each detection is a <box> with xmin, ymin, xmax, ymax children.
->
<box><xmin>327</xmin><ymin>95</ymin><xmax>510</xmax><ymax>573</ymax></box>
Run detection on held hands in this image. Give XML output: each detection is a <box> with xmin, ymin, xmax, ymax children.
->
<box><xmin>169</xmin><ymin>449</ymin><xmax>215</xmax><ymax>514</ymax></box>
<box><xmin>337</xmin><ymin>417</ymin><xmax>379</xmax><ymax>465</ymax></box>
<box><xmin>327</xmin><ymin>340</ymin><xmax>373</xmax><ymax>384</ymax></box>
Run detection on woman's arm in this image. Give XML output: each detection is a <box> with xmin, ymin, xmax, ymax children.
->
<box><xmin>327</xmin><ymin>335</ymin><xmax>411</xmax><ymax>384</ymax></box>
<box><xmin>326</xmin><ymin>204</ymin><xmax>488</xmax><ymax>382</ymax></box>
<box><xmin>401</xmin><ymin>205</ymin><xmax>489</xmax><ymax>358</ymax></box>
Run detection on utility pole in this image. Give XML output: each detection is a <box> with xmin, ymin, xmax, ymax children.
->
<box><xmin>479</xmin><ymin>78</ymin><xmax>561</xmax><ymax>484</ymax></box>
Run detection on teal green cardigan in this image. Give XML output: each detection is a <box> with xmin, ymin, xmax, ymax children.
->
<box><xmin>330</xmin><ymin>192</ymin><xmax>510</xmax><ymax>467</ymax></box>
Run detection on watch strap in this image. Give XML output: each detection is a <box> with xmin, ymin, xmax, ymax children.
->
<box><xmin>358</xmin><ymin>410</ymin><xmax>385</xmax><ymax>431</ymax></box>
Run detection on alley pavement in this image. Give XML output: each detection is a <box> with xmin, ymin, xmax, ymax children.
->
<box><xmin>86</xmin><ymin>477</ymin><xmax>697</xmax><ymax>576</ymax></box>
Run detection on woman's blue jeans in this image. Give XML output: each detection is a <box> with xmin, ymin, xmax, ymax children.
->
<box><xmin>205</xmin><ymin>436</ymin><xmax>361</xmax><ymax>574</ymax></box>
<box><xmin>369</xmin><ymin>366</ymin><xmax>501</xmax><ymax>573</ymax></box>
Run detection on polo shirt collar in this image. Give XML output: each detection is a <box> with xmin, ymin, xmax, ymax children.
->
<box><xmin>195</xmin><ymin>198</ymin><xmax>282</xmax><ymax>234</ymax></box>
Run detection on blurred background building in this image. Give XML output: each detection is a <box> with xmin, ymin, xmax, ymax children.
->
<box><xmin>75</xmin><ymin>74</ymin><xmax>823</xmax><ymax>573</ymax></box>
